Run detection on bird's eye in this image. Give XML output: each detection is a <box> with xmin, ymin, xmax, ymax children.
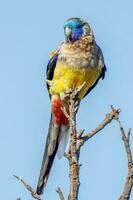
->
<box><xmin>77</xmin><ymin>24</ymin><xmax>82</xmax><ymax>28</ymax></box>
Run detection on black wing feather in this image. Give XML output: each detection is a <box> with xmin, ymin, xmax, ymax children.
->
<box><xmin>46</xmin><ymin>50</ymin><xmax>59</xmax><ymax>94</ymax></box>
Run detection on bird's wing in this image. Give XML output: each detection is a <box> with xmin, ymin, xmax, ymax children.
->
<box><xmin>46</xmin><ymin>47</ymin><xmax>60</xmax><ymax>96</ymax></box>
<box><xmin>36</xmin><ymin>45</ymin><xmax>65</xmax><ymax>195</ymax></box>
<box><xmin>83</xmin><ymin>46</ymin><xmax>106</xmax><ymax>98</ymax></box>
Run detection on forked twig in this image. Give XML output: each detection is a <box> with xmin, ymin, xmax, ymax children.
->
<box><xmin>13</xmin><ymin>175</ymin><xmax>43</xmax><ymax>200</ymax></box>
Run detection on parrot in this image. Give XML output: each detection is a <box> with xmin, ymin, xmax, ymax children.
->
<box><xmin>36</xmin><ymin>17</ymin><xmax>106</xmax><ymax>195</ymax></box>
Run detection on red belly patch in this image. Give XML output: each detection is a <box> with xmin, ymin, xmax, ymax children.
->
<box><xmin>52</xmin><ymin>97</ymin><xmax>68</xmax><ymax>126</ymax></box>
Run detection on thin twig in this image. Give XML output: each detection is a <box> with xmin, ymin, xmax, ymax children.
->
<box><xmin>115</xmin><ymin>119</ymin><xmax>133</xmax><ymax>200</ymax></box>
<box><xmin>77</xmin><ymin>129</ymin><xmax>84</xmax><ymax>139</ymax></box>
<box><xmin>13</xmin><ymin>175</ymin><xmax>43</xmax><ymax>200</ymax></box>
<box><xmin>81</xmin><ymin>107</ymin><xmax>120</xmax><ymax>142</ymax></box>
<box><xmin>56</xmin><ymin>187</ymin><xmax>65</xmax><ymax>200</ymax></box>
<box><xmin>61</xmin><ymin>106</ymin><xmax>71</xmax><ymax>120</ymax></box>
<box><xmin>75</xmin><ymin>107</ymin><xmax>121</xmax><ymax>151</ymax></box>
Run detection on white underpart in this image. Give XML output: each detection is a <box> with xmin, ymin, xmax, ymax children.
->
<box><xmin>57</xmin><ymin>125</ymin><xmax>69</xmax><ymax>159</ymax></box>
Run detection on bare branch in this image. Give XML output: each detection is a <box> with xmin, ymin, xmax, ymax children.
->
<box><xmin>67</xmin><ymin>89</ymin><xmax>80</xmax><ymax>200</ymax></box>
<box><xmin>115</xmin><ymin>119</ymin><xmax>133</xmax><ymax>200</ymax></box>
<box><xmin>81</xmin><ymin>107</ymin><xmax>120</xmax><ymax>142</ymax></box>
<box><xmin>116</xmin><ymin>120</ymin><xmax>132</xmax><ymax>166</ymax></box>
<box><xmin>56</xmin><ymin>187</ymin><xmax>65</xmax><ymax>200</ymax></box>
<box><xmin>14</xmin><ymin>83</ymin><xmax>133</xmax><ymax>200</ymax></box>
<box><xmin>13</xmin><ymin>175</ymin><xmax>43</xmax><ymax>200</ymax></box>
<box><xmin>64</xmin><ymin>88</ymin><xmax>123</xmax><ymax>200</ymax></box>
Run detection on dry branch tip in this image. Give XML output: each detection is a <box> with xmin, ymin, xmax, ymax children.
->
<box><xmin>13</xmin><ymin>174</ymin><xmax>43</xmax><ymax>200</ymax></box>
<box><xmin>115</xmin><ymin>118</ymin><xmax>133</xmax><ymax>200</ymax></box>
<box><xmin>56</xmin><ymin>187</ymin><xmax>65</xmax><ymax>200</ymax></box>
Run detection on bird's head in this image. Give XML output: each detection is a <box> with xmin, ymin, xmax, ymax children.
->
<box><xmin>64</xmin><ymin>17</ymin><xmax>93</xmax><ymax>43</ymax></box>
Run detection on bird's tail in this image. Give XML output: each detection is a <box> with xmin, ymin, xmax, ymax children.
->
<box><xmin>36</xmin><ymin>114</ymin><xmax>69</xmax><ymax>195</ymax></box>
<box><xmin>36</xmin><ymin>115</ymin><xmax>59</xmax><ymax>195</ymax></box>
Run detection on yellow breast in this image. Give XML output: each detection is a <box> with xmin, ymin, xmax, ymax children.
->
<box><xmin>49</xmin><ymin>61</ymin><xmax>101</xmax><ymax>99</ymax></box>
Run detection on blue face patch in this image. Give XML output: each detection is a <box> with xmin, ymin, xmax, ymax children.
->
<box><xmin>64</xmin><ymin>19</ymin><xmax>84</xmax><ymax>42</ymax></box>
<box><xmin>72</xmin><ymin>27</ymin><xmax>83</xmax><ymax>41</ymax></box>
<box><xmin>64</xmin><ymin>20</ymin><xmax>82</xmax><ymax>29</ymax></box>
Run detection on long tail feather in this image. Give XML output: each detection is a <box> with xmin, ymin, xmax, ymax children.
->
<box><xmin>36</xmin><ymin>115</ymin><xmax>60</xmax><ymax>195</ymax></box>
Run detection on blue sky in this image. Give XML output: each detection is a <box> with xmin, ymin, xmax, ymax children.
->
<box><xmin>0</xmin><ymin>0</ymin><xmax>133</xmax><ymax>199</ymax></box>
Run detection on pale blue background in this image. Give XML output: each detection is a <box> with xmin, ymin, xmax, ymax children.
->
<box><xmin>0</xmin><ymin>0</ymin><xmax>133</xmax><ymax>199</ymax></box>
